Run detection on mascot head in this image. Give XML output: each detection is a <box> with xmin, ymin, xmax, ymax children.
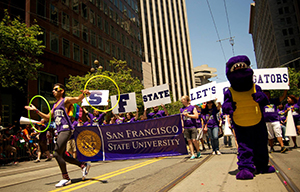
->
<box><xmin>226</xmin><ymin>55</ymin><xmax>253</xmax><ymax>91</ymax></box>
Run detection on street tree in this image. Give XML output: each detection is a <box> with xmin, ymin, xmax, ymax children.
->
<box><xmin>0</xmin><ymin>10</ymin><xmax>45</xmax><ymax>91</ymax></box>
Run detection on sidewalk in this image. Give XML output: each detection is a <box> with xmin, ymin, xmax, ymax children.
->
<box><xmin>169</xmin><ymin>137</ymin><xmax>293</xmax><ymax>192</ymax></box>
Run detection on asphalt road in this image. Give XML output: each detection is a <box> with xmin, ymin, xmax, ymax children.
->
<box><xmin>0</xmin><ymin>136</ymin><xmax>299</xmax><ymax>192</ymax></box>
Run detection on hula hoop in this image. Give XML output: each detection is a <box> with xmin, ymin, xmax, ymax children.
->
<box><xmin>84</xmin><ymin>75</ymin><xmax>120</xmax><ymax>112</ymax></box>
<box><xmin>28</xmin><ymin>95</ymin><xmax>51</xmax><ymax>133</ymax></box>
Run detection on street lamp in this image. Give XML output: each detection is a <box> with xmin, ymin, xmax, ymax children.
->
<box><xmin>91</xmin><ymin>59</ymin><xmax>103</xmax><ymax>72</ymax></box>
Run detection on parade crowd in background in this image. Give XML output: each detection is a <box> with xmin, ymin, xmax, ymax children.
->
<box><xmin>1</xmin><ymin>91</ymin><xmax>300</xmax><ymax>165</ymax></box>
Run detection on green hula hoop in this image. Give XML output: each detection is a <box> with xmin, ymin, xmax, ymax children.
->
<box><xmin>84</xmin><ymin>75</ymin><xmax>120</xmax><ymax>112</ymax></box>
<box><xmin>28</xmin><ymin>95</ymin><xmax>51</xmax><ymax>133</ymax></box>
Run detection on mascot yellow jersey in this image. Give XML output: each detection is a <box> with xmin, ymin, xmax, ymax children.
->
<box><xmin>229</xmin><ymin>84</ymin><xmax>262</xmax><ymax>127</ymax></box>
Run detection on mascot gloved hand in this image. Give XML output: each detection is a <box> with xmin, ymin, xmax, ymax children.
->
<box><xmin>222</xmin><ymin>55</ymin><xmax>275</xmax><ymax>180</ymax></box>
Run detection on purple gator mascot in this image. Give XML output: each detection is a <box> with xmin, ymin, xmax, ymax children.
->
<box><xmin>222</xmin><ymin>55</ymin><xmax>275</xmax><ymax>179</ymax></box>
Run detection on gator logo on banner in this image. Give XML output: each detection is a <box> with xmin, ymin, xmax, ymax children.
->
<box><xmin>76</xmin><ymin>130</ymin><xmax>101</xmax><ymax>157</ymax></box>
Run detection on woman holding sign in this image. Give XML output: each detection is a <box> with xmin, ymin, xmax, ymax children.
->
<box><xmin>25</xmin><ymin>83</ymin><xmax>91</xmax><ymax>187</ymax></box>
<box><xmin>180</xmin><ymin>96</ymin><xmax>201</xmax><ymax>159</ymax></box>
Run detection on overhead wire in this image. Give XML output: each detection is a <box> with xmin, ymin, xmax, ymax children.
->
<box><xmin>223</xmin><ymin>0</ymin><xmax>235</xmax><ymax>56</ymax></box>
<box><xmin>205</xmin><ymin>0</ymin><xmax>227</xmax><ymax>62</ymax></box>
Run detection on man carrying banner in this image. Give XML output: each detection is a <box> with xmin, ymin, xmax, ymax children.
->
<box><xmin>144</xmin><ymin>104</ymin><xmax>169</xmax><ymax>119</ymax></box>
<box><xmin>25</xmin><ymin>83</ymin><xmax>91</xmax><ymax>187</ymax></box>
<box><xmin>180</xmin><ymin>96</ymin><xmax>201</xmax><ymax>159</ymax></box>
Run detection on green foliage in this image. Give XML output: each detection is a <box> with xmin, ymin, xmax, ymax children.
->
<box><xmin>270</xmin><ymin>67</ymin><xmax>300</xmax><ymax>104</ymax></box>
<box><xmin>66</xmin><ymin>58</ymin><xmax>145</xmax><ymax>109</ymax></box>
<box><xmin>0</xmin><ymin>10</ymin><xmax>45</xmax><ymax>91</ymax></box>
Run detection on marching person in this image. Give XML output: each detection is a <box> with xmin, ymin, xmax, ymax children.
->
<box><xmin>180</xmin><ymin>96</ymin><xmax>201</xmax><ymax>159</ymax></box>
<box><xmin>25</xmin><ymin>83</ymin><xmax>91</xmax><ymax>187</ymax></box>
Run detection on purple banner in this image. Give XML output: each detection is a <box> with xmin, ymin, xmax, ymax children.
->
<box><xmin>74</xmin><ymin>114</ymin><xmax>188</xmax><ymax>161</ymax></box>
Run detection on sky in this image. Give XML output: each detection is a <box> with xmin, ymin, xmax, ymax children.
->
<box><xmin>186</xmin><ymin>0</ymin><xmax>256</xmax><ymax>83</ymax></box>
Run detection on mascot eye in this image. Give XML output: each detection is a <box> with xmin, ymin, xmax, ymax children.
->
<box><xmin>230</xmin><ymin>62</ymin><xmax>249</xmax><ymax>72</ymax></box>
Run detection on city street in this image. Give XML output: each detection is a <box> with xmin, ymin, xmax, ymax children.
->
<box><xmin>0</xmin><ymin>136</ymin><xmax>299</xmax><ymax>192</ymax></box>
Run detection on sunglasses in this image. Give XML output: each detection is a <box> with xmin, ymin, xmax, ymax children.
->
<box><xmin>53</xmin><ymin>87</ymin><xmax>63</xmax><ymax>92</ymax></box>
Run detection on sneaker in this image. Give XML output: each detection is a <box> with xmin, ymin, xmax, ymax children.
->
<box><xmin>216</xmin><ymin>151</ymin><xmax>221</xmax><ymax>155</ymax></box>
<box><xmin>45</xmin><ymin>157</ymin><xmax>52</xmax><ymax>162</ymax></box>
<box><xmin>281</xmin><ymin>147</ymin><xmax>288</xmax><ymax>153</ymax></box>
<box><xmin>55</xmin><ymin>179</ymin><xmax>71</xmax><ymax>188</ymax></box>
<box><xmin>196</xmin><ymin>152</ymin><xmax>201</xmax><ymax>158</ymax></box>
<box><xmin>82</xmin><ymin>163</ymin><xmax>91</xmax><ymax>180</ymax></box>
<box><xmin>212</xmin><ymin>151</ymin><xmax>216</xmax><ymax>155</ymax></box>
<box><xmin>269</xmin><ymin>148</ymin><xmax>275</xmax><ymax>153</ymax></box>
<box><xmin>190</xmin><ymin>155</ymin><xmax>196</xmax><ymax>160</ymax></box>
<box><xmin>34</xmin><ymin>159</ymin><xmax>40</xmax><ymax>163</ymax></box>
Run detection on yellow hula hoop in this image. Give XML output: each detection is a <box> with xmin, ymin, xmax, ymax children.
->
<box><xmin>84</xmin><ymin>75</ymin><xmax>120</xmax><ymax>112</ymax></box>
<box><xmin>28</xmin><ymin>95</ymin><xmax>51</xmax><ymax>133</ymax></box>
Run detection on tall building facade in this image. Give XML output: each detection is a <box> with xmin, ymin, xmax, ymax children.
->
<box><xmin>139</xmin><ymin>0</ymin><xmax>195</xmax><ymax>101</ymax></box>
<box><xmin>249</xmin><ymin>0</ymin><xmax>300</xmax><ymax>69</ymax></box>
<box><xmin>0</xmin><ymin>0</ymin><xmax>142</xmax><ymax>126</ymax></box>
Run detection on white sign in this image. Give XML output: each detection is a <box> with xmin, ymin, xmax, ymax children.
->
<box><xmin>142</xmin><ymin>84</ymin><xmax>171</xmax><ymax>108</ymax></box>
<box><xmin>190</xmin><ymin>81</ymin><xmax>217</xmax><ymax>105</ymax></box>
<box><xmin>81</xmin><ymin>90</ymin><xmax>109</xmax><ymax>106</ymax></box>
<box><xmin>111</xmin><ymin>92</ymin><xmax>137</xmax><ymax>114</ymax></box>
<box><xmin>253</xmin><ymin>68</ymin><xmax>289</xmax><ymax>90</ymax></box>
<box><xmin>215</xmin><ymin>81</ymin><xmax>230</xmax><ymax>104</ymax></box>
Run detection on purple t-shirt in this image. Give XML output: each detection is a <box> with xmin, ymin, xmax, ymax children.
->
<box><xmin>52</xmin><ymin>98</ymin><xmax>73</xmax><ymax>133</ymax></box>
<box><xmin>180</xmin><ymin>105</ymin><xmax>197</xmax><ymax>129</ymax></box>
<box><xmin>147</xmin><ymin>110</ymin><xmax>166</xmax><ymax>119</ymax></box>
<box><xmin>203</xmin><ymin>108</ymin><xmax>219</xmax><ymax>128</ymax></box>
<box><xmin>263</xmin><ymin>98</ymin><xmax>280</xmax><ymax>122</ymax></box>
<box><xmin>284</xmin><ymin>103</ymin><xmax>300</xmax><ymax>122</ymax></box>
<box><xmin>196</xmin><ymin>110</ymin><xmax>202</xmax><ymax>128</ymax></box>
<box><xmin>116</xmin><ymin>117</ymin><xmax>125</xmax><ymax>124</ymax></box>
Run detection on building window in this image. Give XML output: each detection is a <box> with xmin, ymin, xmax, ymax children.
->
<box><xmin>114</xmin><ymin>0</ymin><xmax>118</xmax><ymax>8</ymax></box>
<box><xmin>284</xmin><ymin>7</ymin><xmax>289</xmax><ymax>13</ymax></box>
<box><xmin>278</xmin><ymin>8</ymin><xmax>283</xmax><ymax>15</ymax></box>
<box><xmin>37</xmin><ymin>27</ymin><xmax>46</xmax><ymax>46</ymax></box>
<box><xmin>90</xmin><ymin>0</ymin><xmax>95</xmax><ymax>4</ymax></box>
<box><xmin>50</xmin><ymin>32</ymin><xmax>59</xmax><ymax>53</ymax></box>
<box><xmin>90</xmin><ymin>9</ymin><xmax>95</xmax><ymax>24</ymax></box>
<box><xmin>110</xmin><ymin>25</ymin><xmax>115</xmax><ymax>39</ymax></box>
<box><xmin>112</xmin><ymin>44</ymin><xmax>116</xmax><ymax>57</ymax></box>
<box><xmin>83</xmin><ymin>48</ymin><xmax>89</xmax><ymax>65</ymax></box>
<box><xmin>122</xmin><ymin>34</ymin><xmax>125</xmax><ymax>45</ymax></box>
<box><xmin>288</xmin><ymin>28</ymin><xmax>293</xmax><ymax>35</ymax></box>
<box><xmin>73</xmin><ymin>43</ymin><xmax>80</xmax><ymax>62</ymax></box>
<box><xmin>105</xmin><ymin>20</ymin><xmax>109</xmax><ymax>34</ymax></box>
<box><xmin>62</xmin><ymin>0</ymin><xmax>69</xmax><ymax>6</ymax></box>
<box><xmin>97</xmin><ymin>15</ymin><xmax>103</xmax><ymax>30</ymax></box>
<box><xmin>81</xmin><ymin>3</ymin><xmax>88</xmax><ymax>19</ymax></box>
<box><xmin>116</xmin><ymin>30</ymin><xmax>120</xmax><ymax>42</ymax></box>
<box><xmin>284</xmin><ymin>39</ymin><xmax>289</xmax><ymax>46</ymax></box>
<box><xmin>116</xmin><ymin>13</ymin><xmax>119</xmax><ymax>25</ymax></box>
<box><xmin>73</xmin><ymin>19</ymin><xmax>80</xmax><ymax>37</ymax></box>
<box><xmin>99</xmin><ymin>57</ymin><xmax>104</xmax><ymax>67</ymax></box>
<box><xmin>91</xmin><ymin>30</ymin><xmax>96</xmax><ymax>47</ymax></box>
<box><xmin>50</xmin><ymin>4</ymin><xmax>58</xmax><ymax>25</ymax></box>
<box><xmin>98</xmin><ymin>35</ymin><xmax>103</xmax><ymax>50</ymax></box>
<box><xmin>117</xmin><ymin>47</ymin><xmax>121</xmax><ymax>59</ymax></box>
<box><xmin>62</xmin><ymin>38</ymin><xmax>70</xmax><ymax>58</ymax></box>
<box><xmin>96</xmin><ymin>0</ymin><xmax>101</xmax><ymax>9</ymax></box>
<box><xmin>37</xmin><ymin>0</ymin><xmax>46</xmax><ymax>17</ymax></box>
<box><xmin>110</xmin><ymin>7</ymin><xmax>114</xmax><ymax>20</ymax></box>
<box><xmin>91</xmin><ymin>52</ymin><xmax>97</xmax><ymax>67</ymax></box>
<box><xmin>104</xmin><ymin>2</ymin><xmax>108</xmax><ymax>15</ymax></box>
<box><xmin>282</xmin><ymin>29</ymin><xmax>287</xmax><ymax>36</ymax></box>
<box><xmin>119</xmin><ymin>1</ymin><xmax>123</xmax><ymax>11</ymax></box>
<box><xmin>62</xmin><ymin>12</ymin><xmax>70</xmax><ymax>31</ymax></box>
<box><xmin>82</xmin><ymin>25</ymin><xmax>89</xmax><ymax>42</ymax></box>
<box><xmin>286</xmin><ymin>17</ymin><xmax>292</xmax><ymax>24</ymax></box>
<box><xmin>290</xmin><ymin>38</ymin><xmax>295</xmax><ymax>46</ymax></box>
<box><xmin>105</xmin><ymin>40</ymin><xmax>110</xmax><ymax>55</ymax></box>
<box><xmin>73</xmin><ymin>0</ymin><xmax>79</xmax><ymax>13</ymax></box>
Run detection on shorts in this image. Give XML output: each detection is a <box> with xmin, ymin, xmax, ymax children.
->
<box><xmin>66</xmin><ymin>139</ymin><xmax>76</xmax><ymax>152</ymax></box>
<box><xmin>196</xmin><ymin>128</ymin><xmax>204</xmax><ymax>140</ymax></box>
<box><xmin>184</xmin><ymin>127</ymin><xmax>197</xmax><ymax>140</ymax></box>
<box><xmin>266</xmin><ymin>121</ymin><xmax>282</xmax><ymax>139</ymax></box>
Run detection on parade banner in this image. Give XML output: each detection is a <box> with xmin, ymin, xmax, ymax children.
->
<box><xmin>142</xmin><ymin>84</ymin><xmax>171</xmax><ymax>108</ymax></box>
<box><xmin>253</xmin><ymin>68</ymin><xmax>289</xmax><ymax>90</ymax></box>
<box><xmin>74</xmin><ymin>114</ymin><xmax>187</xmax><ymax>161</ymax></box>
<box><xmin>111</xmin><ymin>92</ymin><xmax>137</xmax><ymax>114</ymax></box>
<box><xmin>190</xmin><ymin>81</ymin><xmax>217</xmax><ymax>105</ymax></box>
<box><xmin>81</xmin><ymin>90</ymin><xmax>109</xmax><ymax>106</ymax></box>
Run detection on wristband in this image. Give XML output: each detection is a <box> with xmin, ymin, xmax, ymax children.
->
<box><xmin>35</xmin><ymin>109</ymin><xmax>39</xmax><ymax>114</ymax></box>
